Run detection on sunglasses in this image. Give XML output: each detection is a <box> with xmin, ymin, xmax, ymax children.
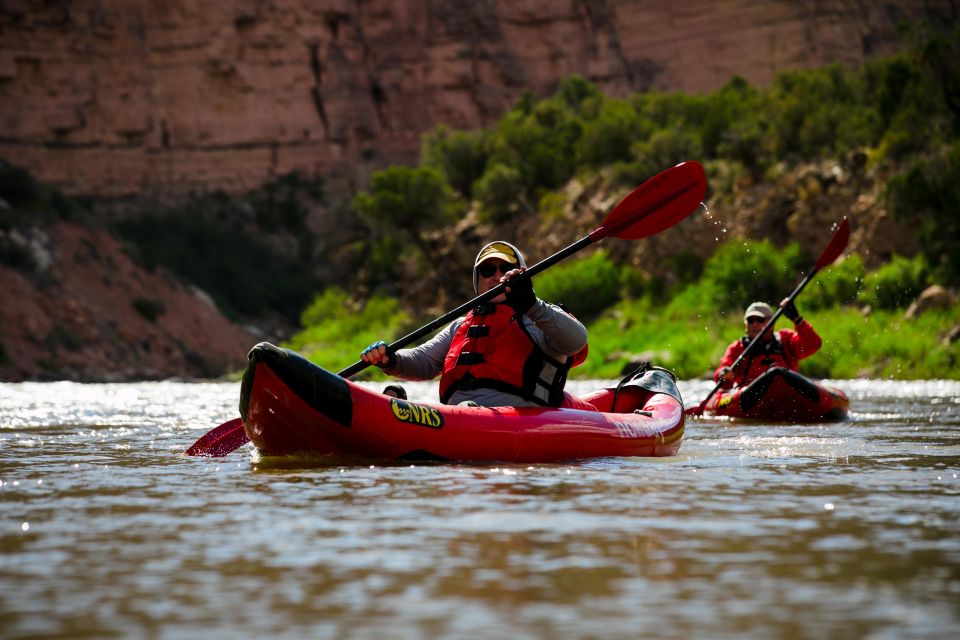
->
<box><xmin>746</xmin><ymin>316</ymin><xmax>767</xmax><ymax>325</ymax></box>
<box><xmin>477</xmin><ymin>262</ymin><xmax>514</xmax><ymax>279</ymax></box>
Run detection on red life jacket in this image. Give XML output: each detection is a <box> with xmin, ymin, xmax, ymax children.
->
<box><xmin>439</xmin><ymin>303</ymin><xmax>586</xmax><ymax>406</ymax></box>
<box><xmin>736</xmin><ymin>332</ymin><xmax>797</xmax><ymax>385</ymax></box>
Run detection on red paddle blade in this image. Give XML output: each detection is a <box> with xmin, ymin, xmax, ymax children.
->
<box><xmin>815</xmin><ymin>216</ymin><xmax>850</xmax><ymax>270</ymax></box>
<box><xmin>184</xmin><ymin>417</ymin><xmax>249</xmax><ymax>457</ymax></box>
<box><xmin>591</xmin><ymin>160</ymin><xmax>707</xmax><ymax>242</ymax></box>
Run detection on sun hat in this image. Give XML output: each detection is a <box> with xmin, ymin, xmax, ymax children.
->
<box><xmin>473</xmin><ymin>241</ymin><xmax>526</xmax><ymax>292</ymax></box>
<box><xmin>744</xmin><ymin>301</ymin><xmax>773</xmax><ymax>321</ymax></box>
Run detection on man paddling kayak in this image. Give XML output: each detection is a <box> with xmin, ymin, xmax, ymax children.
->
<box><xmin>715</xmin><ymin>299</ymin><xmax>822</xmax><ymax>388</ymax></box>
<box><xmin>361</xmin><ymin>241</ymin><xmax>593</xmax><ymax>409</ymax></box>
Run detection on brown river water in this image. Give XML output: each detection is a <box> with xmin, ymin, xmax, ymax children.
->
<box><xmin>1</xmin><ymin>378</ymin><xmax>958</xmax><ymax>639</ymax></box>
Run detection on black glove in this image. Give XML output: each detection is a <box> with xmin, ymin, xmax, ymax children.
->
<box><xmin>505</xmin><ymin>273</ymin><xmax>537</xmax><ymax>315</ymax></box>
<box><xmin>782</xmin><ymin>300</ymin><xmax>802</xmax><ymax>323</ymax></box>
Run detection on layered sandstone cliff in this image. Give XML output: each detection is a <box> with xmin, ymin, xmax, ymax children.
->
<box><xmin>2</xmin><ymin>0</ymin><xmax>956</xmax><ymax>196</ymax></box>
<box><xmin>0</xmin><ymin>221</ymin><xmax>258</xmax><ymax>381</ymax></box>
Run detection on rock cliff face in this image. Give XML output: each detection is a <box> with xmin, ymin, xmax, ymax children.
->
<box><xmin>0</xmin><ymin>222</ymin><xmax>258</xmax><ymax>381</ymax></box>
<box><xmin>1</xmin><ymin>0</ymin><xmax>955</xmax><ymax>196</ymax></box>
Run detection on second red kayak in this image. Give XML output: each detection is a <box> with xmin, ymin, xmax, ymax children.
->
<box><xmin>702</xmin><ymin>367</ymin><xmax>849</xmax><ymax>422</ymax></box>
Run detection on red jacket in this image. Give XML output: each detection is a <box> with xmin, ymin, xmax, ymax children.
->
<box><xmin>714</xmin><ymin>320</ymin><xmax>822</xmax><ymax>388</ymax></box>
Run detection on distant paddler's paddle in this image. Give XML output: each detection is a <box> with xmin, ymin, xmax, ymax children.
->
<box><xmin>686</xmin><ymin>216</ymin><xmax>851</xmax><ymax>417</ymax></box>
<box><xmin>185</xmin><ymin>160</ymin><xmax>709</xmax><ymax>457</ymax></box>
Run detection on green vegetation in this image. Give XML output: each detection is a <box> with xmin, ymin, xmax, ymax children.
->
<box><xmin>579</xmin><ymin>299</ymin><xmax>960</xmax><ymax>381</ymax></box>
<box><xmin>353</xmin><ymin>165</ymin><xmax>462</xmax><ymax>283</ymax></box>
<box><xmin>285</xmin><ymin>288</ymin><xmax>413</xmax><ymax>377</ymax></box>
<box><xmin>561</xmin><ymin>242</ymin><xmax>955</xmax><ymax>380</ymax></box>
<box><xmin>355</xmin><ymin>22</ymin><xmax>959</xmax><ymax>292</ymax></box>
<box><xmin>0</xmin><ymin>159</ymin><xmax>89</xmax><ymax>224</ymax></box>
<box><xmin>115</xmin><ymin>208</ymin><xmax>313</xmax><ymax>322</ymax></box>
<box><xmin>112</xmin><ymin>173</ymin><xmax>321</xmax><ymax>323</ymax></box>
<box><xmin>534</xmin><ymin>249</ymin><xmax>621</xmax><ymax>319</ymax></box>
<box><xmin>858</xmin><ymin>254</ymin><xmax>929</xmax><ymax>310</ymax></box>
<box><xmin>804</xmin><ymin>306</ymin><xmax>960</xmax><ymax>379</ymax></box>
<box><xmin>285</xmin><ymin>240</ymin><xmax>959</xmax><ymax>381</ymax></box>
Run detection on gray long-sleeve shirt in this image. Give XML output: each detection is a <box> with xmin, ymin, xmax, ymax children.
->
<box><xmin>382</xmin><ymin>300</ymin><xmax>587</xmax><ymax>407</ymax></box>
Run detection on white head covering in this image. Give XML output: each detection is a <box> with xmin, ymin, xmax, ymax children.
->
<box><xmin>744</xmin><ymin>301</ymin><xmax>774</xmax><ymax>321</ymax></box>
<box><xmin>472</xmin><ymin>241</ymin><xmax>526</xmax><ymax>292</ymax></box>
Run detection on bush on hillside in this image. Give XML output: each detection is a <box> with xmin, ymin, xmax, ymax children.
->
<box><xmin>533</xmin><ymin>250</ymin><xmax>621</xmax><ymax>319</ymax></box>
<box><xmin>0</xmin><ymin>160</ymin><xmax>42</xmax><ymax>210</ymax></box>
<box><xmin>420</xmin><ymin>125</ymin><xmax>490</xmax><ymax>199</ymax></box>
<box><xmin>365</xmin><ymin>234</ymin><xmax>408</xmax><ymax>286</ymax></box>
<box><xmin>353</xmin><ymin>166</ymin><xmax>461</xmax><ymax>244</ymax></box>
<box><xmin>288</xmin><ymin>288</ymin><xmax>412</xmax><ymax>377</ymax></box>
<box><xmin>858</xmin><ymin>254</ymin><xmax>930</xmax><ymax>310</ymax></box>
<box><xmin>115</xmin><ymin>210</ymin><xmax>314</xmax><ymax>322</ymax></box>
<box><xmin>487</xmin><ymin>94</ymin><xmax>581</xmax><ymax>194</ymax></box>
<box><xmin>575</xmin><ymin>98</ymin><xmax>641</xmax><ymax>168</ymax></box>
<box><xmin>805</xmin><ymin>253</ymin><xmax>866</xmax><ymax>309</ymax></box>
<box><xmin>886</xmin><ymin>140</ymin><xmax>960</xmax><ymax>284</ymax></box>
<box><xmin>701</xmin><ymin>239</ymin><xmax>806</xmax><ymax>311</ymax></box>
<box><xmin>473</xmin><ymin>163</ymin><xmax>527</xmax><ymax>224</ymax></box>
<box><xmin>0</xmin><ymin>160</ymin><xmax>87</xmax><ymax>224</ymax></box>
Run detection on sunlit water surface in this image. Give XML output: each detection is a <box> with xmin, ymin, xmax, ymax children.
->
<box><xmin>1</xmin><ymin>378</ymin><xmax>958</xmax><ymax>639</ymax></box>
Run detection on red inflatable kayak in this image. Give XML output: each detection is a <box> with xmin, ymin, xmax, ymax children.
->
<box><xmin>703</xmin><ymin>367</ymin><xmax>849</xmax><ymax>422</ymax></box>
<box><xmin>239</xmin><ymin>343</ymin><xmax>685</xmax><ymax>462</ymax></box>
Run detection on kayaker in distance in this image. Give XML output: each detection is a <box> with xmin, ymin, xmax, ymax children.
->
<box><xmin>715</xmin><ymin>300</ymin><xmax>823</xmax><ymax>388</ymax></box>
<box><xmin>360</xmin><ymin>241</ymin><xmax>593</xmax><ymax>409</ymax></box>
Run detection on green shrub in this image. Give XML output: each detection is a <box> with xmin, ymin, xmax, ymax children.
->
<box><xmin>698</xmin><ymin>77</ymin><xmax>771</xmax><ymax>173</ymax></box>
<box><xmin>489</xmin><ymin>97</ymin><xmax>581</xmax><ymax>193</ymax></box>
<box><xmin>0</xmin><ymin>160</ymin><xmax>88</xmax><ymax>224</ymax></box>
<box><xmin>663</xmin><ymin>279</ymin><xmax>723</xmax><ymax>320</ymax></box>
<box><xmin>354</xmin><ymin>165</ymin><xmax>461</xmax><ymax>241</ymax></box>
<box><xmin>886</xmin><ymin>140</ymin><xmax>960</xmax><ymax>284</ymax></box>
<box><xmin>766</xmin><ymin>64</ymin><xmax>881</xmax><ymax>160</ymax></box>
<box><xmin>700</xmin><ymin>240</ymin><xmax>806</xmax><ymax>311</ymax></box>
<box><xmin>420</xmin><ymin>125</ymin><xmax>490</xmax><ymax>199</ymax></box>
<box><xmin>114</xmin><ymin>212</ymin><xmax>314</xmax><ymax>322</ymax></box>
<box><xmin>554</xmin><ymin>75</ymin><xmax>603</xmax><ymax>115</ymax></box>
<box><xmin>366</xmin><ymin>234</ymin><xmax>409</xmax><ymax>286</ymax></box>
<box><xmin>534</xmin><ymin>250</ymin><xmax>621</xmax><ymax>319</ymax></box>
<box><xmin>288</xmin><ymin>288</ymin><xmax>412</xmax><ymax>378</ymax></box>
<box><xmin>618</xmin><ymin>265</ymin><xmax>650</xmax><ymax>300</ymax></box>
<box><xmin>630</xmin><ymin>129</ymin><xmax>703</xmax><ymax>179</ymax></box>
<box><xmin>575</xmin><ymin>98</ymin><xmax>641</xmax><ymax>168</ymax></box>
<box><xmin>858</xmin><ymin>254</ymin><xmax>929</xmax><ymax>309</ymax></box>
<box><xmin>473</xmin><ymin>163</ymin><xmax>526</xmax><ymax>224</ymax></box>
<box><xmin>805</xmin><ymin>254</ymin><xmax>865</xmax><ymax>309</ymax></box>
